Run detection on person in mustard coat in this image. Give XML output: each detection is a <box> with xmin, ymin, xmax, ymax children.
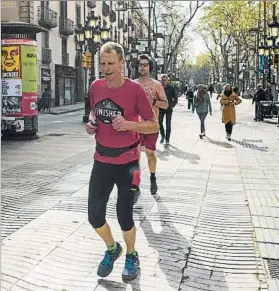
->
<box><xmin>220</xmin><ymin>84</ymin><xmax>242</xmax><ymax>141</ymax></box>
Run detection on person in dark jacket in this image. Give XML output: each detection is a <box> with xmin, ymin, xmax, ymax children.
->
<box><xmin>41</xmin><ymin>88</ymin><xmax>51</xmax><ymax>111</ymax></box>
<box><xmin>186</xmin><ymin>87</ymin><xmax>194</xmax><ymax>110</ymax></box>
<box><xmin>252</xmin><ymin>84</ymin><xmax>266</xmax><ymax>121</ymax></box>
<box><xmin>159</xmin><ymin>74</ymin><xmax>177</xmax><ymax>145</ymax></box>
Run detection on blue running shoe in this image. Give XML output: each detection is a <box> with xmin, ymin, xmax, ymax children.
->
<box><xmin>122</xmin><ymin>251</ymin><xmax>140</xmax><ymax>282</ymax></box>
<box><xmin>97</xmin><ymin>242</ymin><xmax>122</xmax><ymax>277</ymax></box>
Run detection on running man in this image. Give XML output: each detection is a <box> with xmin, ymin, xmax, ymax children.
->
<box><xmin>136</xmin><ymin>54</ymin><xmax>168</xmax><ymax>195</ymax></box>
<box><xmin>85</xmin><ymin>42</ymin><xmax>158</xmax><ymax>282</ymax></box>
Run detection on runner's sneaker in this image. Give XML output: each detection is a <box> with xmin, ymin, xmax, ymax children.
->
<box><xmin>122</xmin><ymin>252</ymin><xmax>140</xmax><ymax>282</ymax></box>
<box><xmin>150</xmin><ymin>178</ymin><xmax>158</xmax><ymax>195</ymax></box>
<box><xmin>97</xmin><ymin>242</ymin><xmax>123</xmax><ymax>277</ymax></box>
<box><xmin>132</xmin><ymin>187</ymin><xmax>141</xmax><ymax>205</ymax></box>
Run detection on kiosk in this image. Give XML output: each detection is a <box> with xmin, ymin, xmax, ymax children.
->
<box><xmin>1</xmin><ymin>22</ymin><xmax>44</xmax><ymax>139</ymax></box>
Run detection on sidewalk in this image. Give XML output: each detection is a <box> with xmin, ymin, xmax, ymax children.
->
<box><xmin>2</xmin><ymin>96</ymin><xmax>279</xmax><ymax>291</ymax></box>
<box><xmin>40</xmin><ymin>102</ymin><xmax>84</xmax><ymax>115</ymax></box>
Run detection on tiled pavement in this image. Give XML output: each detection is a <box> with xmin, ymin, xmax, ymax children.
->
<box><xmin>1</xmin><ymin>95</ymin><xmax>279</xmax><ymax>291</ymax></box>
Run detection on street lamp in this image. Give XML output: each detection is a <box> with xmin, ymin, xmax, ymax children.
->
<box><xmin>100</xmin><ymin>21</ymin><xmax>110</xmax><ymax>41</ymax></box>
<box><xmin>242</xmin><ymin>63</ymin><xmax>246</xmax><ymax>96</ymax></box>
<box><xmin>268</xmin><ymin>4</ymin><xmax>279</xmax><ymax>39</ymax></box>
<box><xmin>258</xmin><ymin>43</ymin><xmax>265</xmax><ymax>56</ymax></box>
<box><xmin>75</xmin><ymin>11</ymin><xmax>110</xmax><ymax>122</ymax></box>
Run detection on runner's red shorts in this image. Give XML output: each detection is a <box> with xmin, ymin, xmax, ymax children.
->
<box><xmin>140</xmin><ymin>132</ymin><xmax>159</xmax><ymax>151</ymax></box>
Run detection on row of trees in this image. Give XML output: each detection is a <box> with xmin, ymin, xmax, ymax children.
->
<box><xmin>133</xmin><ymin>0</ymin><xmax>205</xmax><ymax>73</ymax></box>
<box><xmin>133</xmin><ymin>1</ymin><xmax>277</xmax><ymax>85</ymax></box>
<box><xmin>196</xmin><ymin>1</ymin><xmax>278</xmax><ymax>86</ymax></box>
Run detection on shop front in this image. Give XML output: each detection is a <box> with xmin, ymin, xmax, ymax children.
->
<box><xmin>55</xmin><ymin>64</ymin><xmax>76</xmax><ymax>106</ymax></box>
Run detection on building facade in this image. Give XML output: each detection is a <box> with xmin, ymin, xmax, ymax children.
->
<box><xmin>1</xmin><ymin>0</ymin><xmax>145</xmax><ymax>107</ymax></box>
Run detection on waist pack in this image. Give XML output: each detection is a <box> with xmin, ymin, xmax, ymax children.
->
<box><xmin>96</xmin><ymin>140</ymin><xmax>140</xmax><ymax>157</ymax></box>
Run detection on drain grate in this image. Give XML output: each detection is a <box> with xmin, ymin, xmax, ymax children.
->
<box><xmin>265</xmin><ymin>259</ymin><xmax>279</xmax><ymax>279</ymax></box>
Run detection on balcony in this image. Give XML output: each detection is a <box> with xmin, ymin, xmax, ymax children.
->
<box><xmin>59</xmin><ymin>17</ymin><xmax>74</xmax><ymax>36</ymax></box>
<box><xmin>37</xmin><ymin>6</ymin><xmax>58</xmax><ymax>29</ymax></box>
<box><xmin>109</xmin><ymin>10</ymin><xmax>116</xmax><ymax>23</ymax></box>
<box><xmin>87</xmin><ymin>0</ymin><xmax>96</xmax><ymax>9</ymax></box>
<box><xmin>118</xmin><ymin>19</ymin><xmax>124</xmax><ymax>29</ymax></box>
<box><xmin>42</xmin><ymin>48</ymin><xmax>52</xmax><ymax>65</ymax></box>
<box><xmin>102</xmin><ymin>1</ymin><xmax>110</xmax><ymax>17</ymax></box>
<box><xmin>62</xmin><ymin>53</ymin><xmax>69</xmax><ymax>66</ymax></box>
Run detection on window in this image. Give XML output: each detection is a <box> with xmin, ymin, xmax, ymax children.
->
<box><xmin>42</xmin><ymin>31</ymin><xmax>49</xmax><ymax>48</ymax></box>
<box><xmin>76</xmin><ymin>4</ymin><xmax>81</xmax><ymax>25</ymax></box>
<box><xmin>40</xmin><ymin>0</ymin><xmax>49</xmax><ymax>9</ymax></box>
<box><xmin>60</xmin><ymin>1</ymin><xmax>67</xmax><ymax>18</ymax></box>
<box><xmin>62</xmin><ymin>36</ymin><xmax>67</xmax><ymax>53</ymax></box>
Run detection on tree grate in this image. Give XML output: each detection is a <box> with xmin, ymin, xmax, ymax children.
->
<box><xmin>265</xmin><ymin>259</ymin><xmax>279</xmax><ymax>279</ymax></box>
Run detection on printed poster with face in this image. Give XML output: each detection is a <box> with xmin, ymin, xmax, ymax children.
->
<box><xmin>1</xmin><ymin>45</ymin><xmax>21</xmax><ymax>79</ymax></box>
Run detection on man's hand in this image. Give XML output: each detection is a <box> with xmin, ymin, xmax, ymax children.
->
<box><xmin>112</xmin><ymin>115</ymin><xmax>132</xmax><ymax>132</ymax></box>
<box><xmin>85</xmin><ymin>121</ymin><xmax>98</xmax><ymax>135</ymax></box>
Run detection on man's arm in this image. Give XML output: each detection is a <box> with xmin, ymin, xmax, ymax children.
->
<box><xmin>154</xmin><ymin>81</ymin><xmax>168</xmax><ymax>109</ymax></box>
<box><xmin>170</xmin><ymin>86</ymin><xmax>178</xmax><ymax>108</ymax></box>
<box><xmin>112</xmin><ymin>116</ymin><xmax>159</xmax><ymax>134</ymax></box>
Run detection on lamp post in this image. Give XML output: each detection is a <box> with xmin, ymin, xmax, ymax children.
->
<box><xmin>75</xmin><ymin>11</ymin><xmax>110</xmax><ymax>122</ymax></box>
<box><xmin>242</xmin><ymin>63</ymin><xmax>246</xmax><ymax>96</ymax></box>
<box><xmin>130</xmin><ymin>45</ymin><xmax>139</xmax><ymax>79</ymax></box>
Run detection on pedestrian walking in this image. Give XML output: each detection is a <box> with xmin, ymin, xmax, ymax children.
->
<box><xmin>159</xmin><ymin>74</ymin><xmax>177</xmax><ymax>145</ymax></box>
<box><xmin>85</xmin><ymin>42</ymin><xmax>159</xmax><ymax>282</ymax></box>
<box><xmin>220</xmin><ymin>84</ymin><xmax>242</xmax><ymax>141</ymax></box>
<box><xmin>186</xmin><ymin>87</ymin><xmax>194</xmax><ymax>110</ymax></box>
<box><xmin>252</xmin><ymin>84</ymin><xmax>266</xmax><ymax>121</ymax></box>
<box><xmin>192</xmin><ymin>84</ymin><xmax>212</xmax><ymax>139</ymax></box>
<box><xmin>208</xmin><ymin>84</ymin><xmax>214</xmax><ymax>98</ymax></box>
<box><xmin>136</xmin><ymin>54</ymin><xmax>168</xmax><ymax>195</ymax></box>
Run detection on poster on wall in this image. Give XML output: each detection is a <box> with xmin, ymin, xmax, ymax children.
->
<box><xmin>22</xmin><ymin>93</ymin><xmax>37</xmax><ymax>116</ymax></box>
<box><xmin>1</xmin><ymin>117</ymin><xmax>24</xmax><ymax>132</ymax></box>
<box><xmin>2</xmin><ymin>96</ymin><xmax>22</xmax><ymax>115</ymax></box>
<box><xmin>1</xmin><ymin>45</ymin><xmax>21</xmax><ymax>79</ymax></box>
<box><xmin>21</xmin><ymin>45</ymin><xmax>37</xmax><ymax>93</ymax></box>
<box><xmin>2</xmin><ymin>79</ymin><xmax>22</xmax><ymax>96</ymax></box>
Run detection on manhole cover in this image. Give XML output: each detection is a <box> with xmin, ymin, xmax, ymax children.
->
<box><xmin>265</xmin><ymin>259</ymin><xmax>279</xmax><ymax>279</ymax></box>
<box><xmin>46</xmin><ymin>133</ymin><xmax>65</xmax><ymax>136</ymax></box>
<box><xmin>243</xmin><ymin>139</ymin><xmax>262</xmax><ymax>143</ymax></box>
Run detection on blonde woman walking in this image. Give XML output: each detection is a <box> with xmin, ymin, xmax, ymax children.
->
<box><xmin>192</xmin><ymin>84</ymin><xmax>212</xmax><ymax>139</ymax></box>
<box><xmin>220</xmin><ymin>84</ymin><xmax>242</xmax><ymax>141</ymax></box>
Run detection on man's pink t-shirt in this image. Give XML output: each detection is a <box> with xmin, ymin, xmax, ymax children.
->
<box><xmin>90</xmin><ymin>78</ymin><xmax>154</xmax><ymax>164</ymax></box>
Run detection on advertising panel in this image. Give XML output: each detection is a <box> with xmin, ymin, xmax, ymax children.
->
<box><xmin>22</xmin><ymin>93</ymin><xmax>37</xmax><ymax>116</ymax></box>
<box><xmin>1</xmin><ymin>117</ymin><xmax>24</xmax><ymax>132</ymax></box>
<box><xmin>21</xmin><ymin>45</ymin><xmax>37</xmax><ymax>93</ymax></box>
<box><xmin>2</xmin><ymin>79</ymin><xmax>22</xmax><ymax>96</ymax></box>
<box><xmin>1</xmin><ymin>38</ymin><xmax>38</xmax><ymax>135</ymax></box>
<box><xmin>1</xmin><ymin>45</ymin><xmax>21</xmax><ymax>79</ymax></box>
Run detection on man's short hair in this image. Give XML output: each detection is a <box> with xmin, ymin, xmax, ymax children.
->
<box><xmin>161</xmin><ymin>74</ymin><xmax>168</xmax><ymax>80</ymax></box>
<box><xmin>138</xmin><ymin>54</ymin><xmax>152</xmax><ymax>63</ymax></box>
<box><xmin>100</xmin><ymin>41</ymin><xmax>124</xmax><ymax>60</ymax></box>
